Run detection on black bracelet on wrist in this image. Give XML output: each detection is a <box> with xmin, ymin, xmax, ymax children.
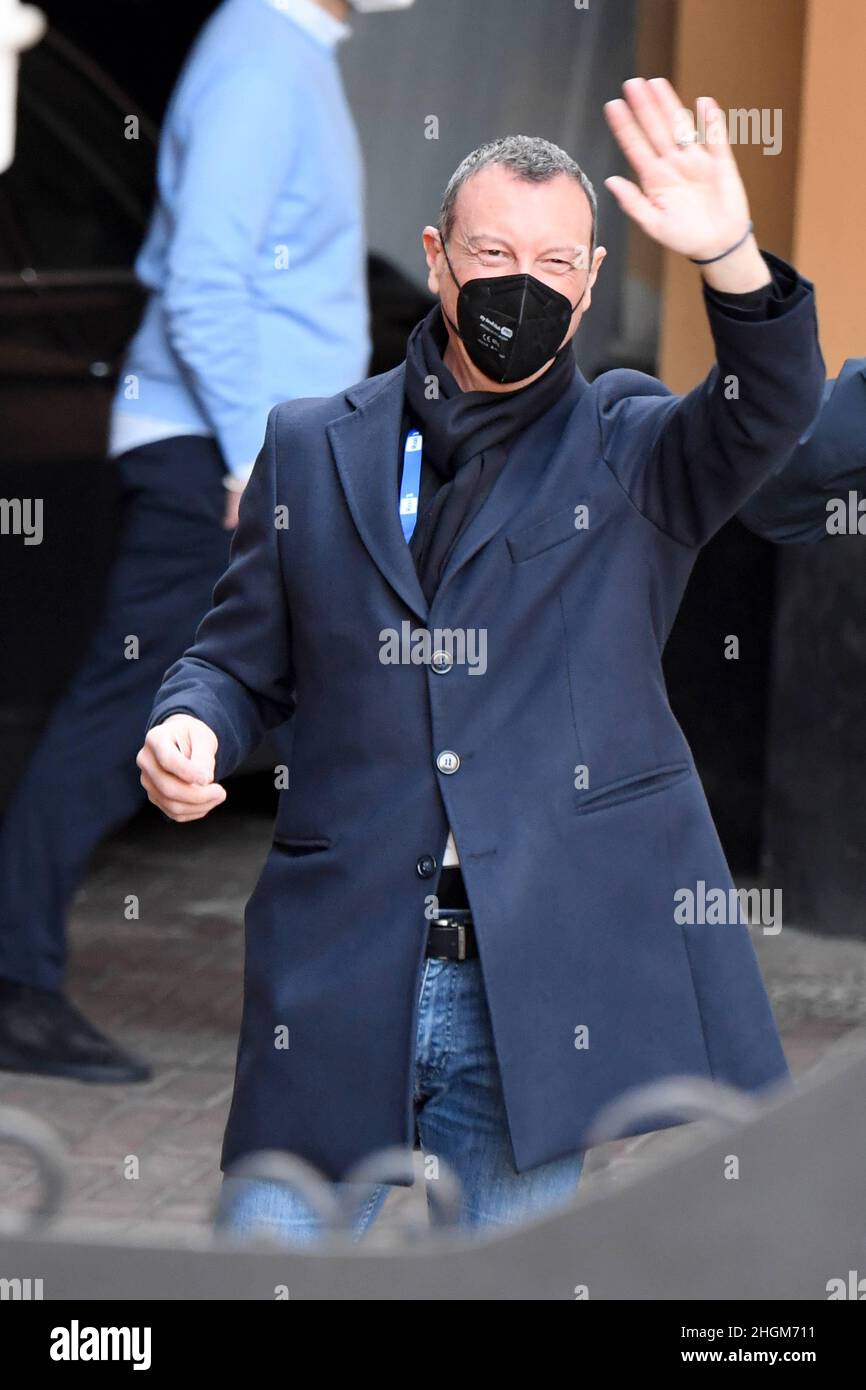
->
<box><xmin>689</xmin><ymin>221</ymin><xmax>755</xmax><ymax>266</ymax></box>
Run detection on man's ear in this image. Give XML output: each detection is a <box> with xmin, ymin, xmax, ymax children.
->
<box><xmin>588</xmin><ymin>244</ymin><xmax>607</xmax><ymax>291</ymax></box>
<box><xmin>422</xmin><ymin>226</ymin><xmax>443</xmax><ymax>296</ymax></box>
<box><xmin>581</xmin><ymin>245</ymin><xmax>607</xmax><ymax>313</ymax></box>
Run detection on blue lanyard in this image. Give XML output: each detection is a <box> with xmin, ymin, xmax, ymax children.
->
<box><xmin>399</xmin><ymin>428</ymin><xmax>423</xmax><ymax>542</ymax></box>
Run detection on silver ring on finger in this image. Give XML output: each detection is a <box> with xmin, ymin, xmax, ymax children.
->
<box><xmin>673</xmin><ymin>107</ymin><xmax>699</xmax><ymax>148</ymax></box>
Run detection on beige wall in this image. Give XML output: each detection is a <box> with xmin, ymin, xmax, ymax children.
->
<box><xmin>792</xmin><ymin>0</ymin><xmax>866</xmax><ymax>373</ymax></box>
<box><xmin>625</xmin><ymin>0</ymin><xmax>677</xmax><ymax>302</ymax></box>
<box><xmin>658</xmin><ymin>0</ymin><xmax>808</xmax><ymax>391</ymax></box>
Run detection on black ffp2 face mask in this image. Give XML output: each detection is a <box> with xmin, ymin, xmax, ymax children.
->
<box><xmin>440</xmin><ymin>241</ymin><xmax>585</xmax><ymax>385</ymax></box>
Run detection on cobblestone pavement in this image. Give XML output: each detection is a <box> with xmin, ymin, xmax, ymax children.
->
<box><xmin>1</xmin><ymin>797</ymin><xmax>865</xmax><ymax>1246</ymax></box>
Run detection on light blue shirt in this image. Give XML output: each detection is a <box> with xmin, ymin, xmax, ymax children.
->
<box><xmin>111</xmin><ymin>0</ymin><xmax>370</xmax><ymax>481</ymax></box>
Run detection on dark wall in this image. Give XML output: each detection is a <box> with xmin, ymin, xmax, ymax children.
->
<box><xmin>39</xmin><ymin>1</ymin><xmax>217</xmax><ymax>119</ymax></box>
<box><xmin>763</xmin><ymin>540</ymin><xmax>866</xmax><ymax>938</ymax></box>
<box><xmin>663</xmin><ymin>521</ymin><xmax>778</xmax><ymax>872</ymax></box>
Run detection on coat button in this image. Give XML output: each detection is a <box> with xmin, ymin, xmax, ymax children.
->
<box><xmin>431</xmin><ymin>650</ymin><xmax>453</xmax><ymax>674</ymax></box>
<box><xmin>416</xmin><ymin>854</ymin><xmax>437</xmax><ymax>879</ymax></box>
<box><xmin>436</xmin><ymin>750</ymin><xmax>460</xmax><ymax>774</ymax></box>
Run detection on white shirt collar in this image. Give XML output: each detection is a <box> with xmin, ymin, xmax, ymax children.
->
<box><xmin>262</xmin><ymin>0</ymin><xmax>351</xmax><ymax>49</ymax></box>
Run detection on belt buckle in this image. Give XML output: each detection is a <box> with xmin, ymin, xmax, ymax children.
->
<box><xmin>434</xmin><ymin>915</ymin><xmax>468</xmax><ymax>961</ymax></box>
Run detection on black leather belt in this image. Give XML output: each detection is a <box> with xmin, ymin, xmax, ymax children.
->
<box><xmin>425</xmin><ymin>908</ymin><xmax>478</xmax><ymax>961</ymax></box>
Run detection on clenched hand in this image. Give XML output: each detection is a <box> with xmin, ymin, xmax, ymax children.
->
<box><xmin>136</xmin><ymin>714</ymin><xmax>226</xmax><ymax>822</ymax></box>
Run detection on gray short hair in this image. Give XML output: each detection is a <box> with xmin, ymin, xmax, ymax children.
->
<box><xmin>438</xmin><ymin>135</ymin><xmax>597</xmax><ymax>255</ymax></box>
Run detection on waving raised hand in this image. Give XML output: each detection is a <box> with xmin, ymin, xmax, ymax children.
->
<box><xmin>604</xmin><ymin>77</ymin><xmax>753</xmax><ymax>264</ymax></box>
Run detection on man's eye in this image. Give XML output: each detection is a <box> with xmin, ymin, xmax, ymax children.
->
<box><xmin>479</xmin><ymin>248</ymin><xmax>505</xmax><ymax>258</ymax></box>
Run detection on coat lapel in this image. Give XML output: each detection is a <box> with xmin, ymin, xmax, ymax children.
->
<box><xmin>327</xmin><ymin>365</ymin><xmax>429</xmax><ymax>624</ymax></box>
<box><xmin>327</xmin><ymin>363</ymin><xmax>590</xmax><ymax>622</ymax></box>
<box><xmin>434</xmin><ymin>369</ymin><xmax>590</xmax><ymax>599</ymax></box>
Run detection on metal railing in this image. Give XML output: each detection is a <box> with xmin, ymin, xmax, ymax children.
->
<box><xmin>1</xmin><ymin>1044</ymin><xmax>865</xmax><ymax>1299</ymax></box>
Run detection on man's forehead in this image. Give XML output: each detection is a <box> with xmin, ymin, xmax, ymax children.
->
<box><xmin>453</xmin><ymin>166</ymin><xmax>593</xmax><ymax>241</ymax></box>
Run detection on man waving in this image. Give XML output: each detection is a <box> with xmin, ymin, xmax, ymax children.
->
<box><xmin>138</xmin><ymin>79</ymin><xmax>824</xmax><ymax>1242</ymax></box>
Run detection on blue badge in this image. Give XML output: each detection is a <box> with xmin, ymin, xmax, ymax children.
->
<box><xmin>399</xmin><ymin>429</ymin><xmax>423</xmax><ymax>542</ymax></box>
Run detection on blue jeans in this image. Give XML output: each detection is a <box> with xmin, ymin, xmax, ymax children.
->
<box><xmin>215</xmin><ymin>956</ymin><xmax>585</xmax><ymax>1244</ymax></box>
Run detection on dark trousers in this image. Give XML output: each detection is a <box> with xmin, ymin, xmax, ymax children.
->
<box><xmin>0</xmin><ymin>435</ymin><xmax>236</xmax><ymax>991</ymax></box>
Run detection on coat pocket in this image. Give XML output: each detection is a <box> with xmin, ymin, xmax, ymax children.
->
<box><xmin>271</xmin><ymin>834</ymin><xmax>332</xmax><ymax>857</ymax></box>
<box><xmin>573</xmin><ymin>761</ymin><xmax>692</xmax><ymax>815</ymax></box>
<box><xmin>507</xmin><ymin>504</ymin><xmax>586</xmax><ymax>564</ymax></box>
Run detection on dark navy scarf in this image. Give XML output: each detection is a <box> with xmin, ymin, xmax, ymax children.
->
<box><xmin>403</xmin><ymin>304</ymin><xmax>576</xmax><ymax>602</ymax></box>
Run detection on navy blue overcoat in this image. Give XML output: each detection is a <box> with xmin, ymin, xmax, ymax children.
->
<box><xmin>148</xmin><ymin>254</ymin><xmax>824</xmax><ymax>1179</ymax></box>
<box><xmin>740</xmin><ymin>357</ymin><xmax>866</xmax><ymax>542</ymax></box>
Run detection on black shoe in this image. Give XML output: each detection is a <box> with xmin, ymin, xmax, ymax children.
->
<box><xmin>0</xmin><ymin>979</ymin><xmax>151</xmax><ymax>1083</ymax></box>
